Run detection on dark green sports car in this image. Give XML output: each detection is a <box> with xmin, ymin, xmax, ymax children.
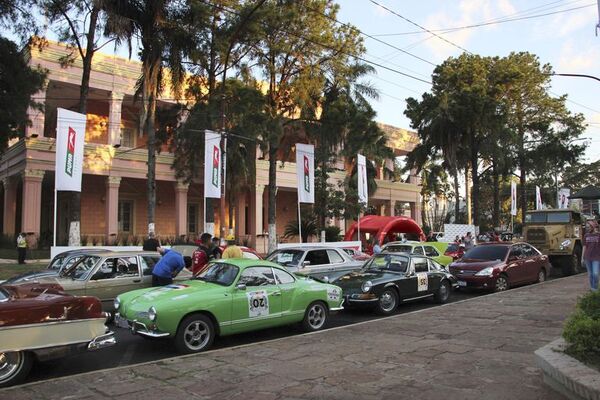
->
<box><xmin>333</xmin><ymin>252</ymin><xmax>457</xmax><ymax>315</ymax></box>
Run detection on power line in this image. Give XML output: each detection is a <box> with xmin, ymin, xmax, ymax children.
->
<box><xmin>368</xmin><ymin>0</ymin><xmax>472</xmax><ymax>54</ymax></box>
<box><xmin>371</xmin><ymin>2</ymin><xmax>594</xmax><ymax>36</ymax></box>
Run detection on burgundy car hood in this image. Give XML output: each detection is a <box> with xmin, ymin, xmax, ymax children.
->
<box><xmin>449</xmin><ymin>259</ymin><xmax>505</xmax><ymax>272</ymax></box>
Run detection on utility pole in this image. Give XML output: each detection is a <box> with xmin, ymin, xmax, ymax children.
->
<box><xmin>596</xmin><ymin>0</ymin><xmax>600</xmax><ymax>36</ymax></box>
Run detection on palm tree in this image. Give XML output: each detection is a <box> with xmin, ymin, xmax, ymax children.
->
<box><xmin>102</xmin><ymin>0</ymin><xmax>198</xmax><ymax>235</ymax></box>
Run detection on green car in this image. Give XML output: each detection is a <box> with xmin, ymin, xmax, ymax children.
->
<box><xmin>114</xmin><ymin>259</ymin><xmax>344</xmax><ymax>353</ymax></box>
<box><xmin>381</xmin><ymin>241</ymin><xmax>453</xmax><ymax>266</ymax></box>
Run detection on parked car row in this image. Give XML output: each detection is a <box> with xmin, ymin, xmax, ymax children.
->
<box><xmin>0</xmin><ymin>239</ymin><xmax>553</xmax><ymax>387</ymax></box>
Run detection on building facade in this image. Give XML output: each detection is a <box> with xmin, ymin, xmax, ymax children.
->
<box><xmin>0</xmin><ymin>41</ymin><xmax>422</xmax><ymax>249</ymax></box>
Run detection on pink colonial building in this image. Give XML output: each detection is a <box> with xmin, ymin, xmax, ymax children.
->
<box><xmin>0</xmin><ymin>41</ymin><xmax>422</xmax><ymax>249</ymax></box>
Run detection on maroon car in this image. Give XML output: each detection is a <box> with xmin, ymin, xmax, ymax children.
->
<box><xmin>448</xmin><ymin>242</ymin><xmax>551</xmax><ymax>292</ymax></box>
<box><xmin>0</xmin><ymin>283</ymin><xmax>115</xmax><ymax>387</ymax></box>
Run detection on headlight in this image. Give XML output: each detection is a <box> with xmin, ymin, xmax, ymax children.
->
<box><xmin>113</xmin><ymin>297</ymin><xmax>120</xmax><ymax>310</ymax></box>
<box><xmin>475</xmin><ymin>267</ymin><xmax>495</xmax><ymax>277</ymax></box>
<box><xmin>560</xmin><ymin>239</ymin><xmax>571</xmax><ymax>249</ymax></box>
<box><xmin>361</xmin><ymin>280</ymin><xmax>373</xmax><ymax>293</ymax></box>
<box><xmin>148</xmin><ymin>306</ymin><xmax>157</xmax><ymax>321</ymax></box>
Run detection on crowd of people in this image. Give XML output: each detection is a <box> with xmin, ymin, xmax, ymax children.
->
<box><xmin>146</xmin><ymin>232</ymin><xmax>244</xmax><ymax>287</ymax></box>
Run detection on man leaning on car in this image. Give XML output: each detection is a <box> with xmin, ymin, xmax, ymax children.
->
<box><xmin>152</xmin><ymin>247</ymin><xmax>192</xmax><ymax>286</ymax></box>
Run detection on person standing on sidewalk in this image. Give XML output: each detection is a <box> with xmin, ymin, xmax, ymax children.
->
<box><xmin>464</xmin><ymin>232</ymin><xmax>475</xmax><ymax>250</ymax></box>
<box><xmin>583</xmin><ymin>221</ymin><xmax>600</xmax><ymax>291</ymax></box>
<box><xmin>210</xmin><ymin>236</ymin><xmax>223</xmax><ymax>259</ymax></box>
<box><xmin>16</xmin><ymin>233</ymin><xmax>27</xmax><ymax>264</ymax></box>
<box><xmin>143</xmin><ymin>232</ymin><xmax>160</xmax><ymax>251</ymax></box>
<box><xmin>222</xmin><ymin>235</ymin><xmax>243</xmax><ymax>259</ymax></box>
<box><xmin>152</xmin><ymin>247</ymin><xmax>191</xmax><ymax>286</ymax></box>
<box><xmin>192</xmin><ymin>233</ymin><xmax>212</xmax><ymax>275</ymax></box>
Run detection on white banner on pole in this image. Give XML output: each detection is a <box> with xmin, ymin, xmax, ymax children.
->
<box><xmin>558</xmin><ymin>188</ymin><xmax>570</xmax><ymax>209</ymax></box>
<box><xmin>204</xmin><ymin>130</ymin><xmax>221</xmax><ymax>199</ymax></box>
<box><xmin>536</xmin><ymin>186</ymin><xmax>543</xmax><ymax>210</ymax></box>
<box><xmin>55</xmin><ymin>108</ymin><xmax>86</xmax><ymax>192</ymax></box>
<box><xmin>295</xmin><ymin>143</ymin><xmax>314</xmax><ymax>204</ymax></box>
<box><xmin>357</xmin><ymin>154</ymin><xmax>368</xmax><ymax>205</ymax></box>
<box><xmin>511</xmin><ymin>181</ymin><xmax>517</xmax><ymax>216</ymax></box>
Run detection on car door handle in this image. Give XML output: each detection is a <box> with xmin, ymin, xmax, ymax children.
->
<box><xmin>133</xmin><ymin>279</ymin><xmax>141</xmax><ymax>283</ymax></box>
<box><xmin>272</xmin><ymin>292</ymin><xmax>281</xmax><ymax>296</ymax></box>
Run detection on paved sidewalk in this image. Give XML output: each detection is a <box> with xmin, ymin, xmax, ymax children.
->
<box><xmin>5</xmin><ymin>275</ymin><xmax>588</xmax><ymax>400</ymax></box>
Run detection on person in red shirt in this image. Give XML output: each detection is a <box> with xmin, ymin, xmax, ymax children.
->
<box><xmin>583</xmin><ymin>221</ymin><xmax>600</xmax><ymax>291</ymax></box>
<box><xmin>191</xmin><ymin>233</ymin><xmax>213</xmax><ymax>275</ymax></box>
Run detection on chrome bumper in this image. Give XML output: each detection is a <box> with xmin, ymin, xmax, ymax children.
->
<box><xmin>87</xmin><ymin>331</ymin><xmax>116</xmax><ymax>350</ymax></box>
<box><xmin>115</xmin><ymin>313</ymin><xmax>169</xmax><ymax>338</ymax></box>
<box><xmin>330</xmin><ymin>305</ymin><xmax>345</xmax><ymax>311</ymax></box>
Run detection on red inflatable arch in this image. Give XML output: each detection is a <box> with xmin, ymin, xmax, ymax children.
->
<box><xmin>344</xmin><ymin>215</ymin><xmax>425</xmax><ymax>249</ymax></box>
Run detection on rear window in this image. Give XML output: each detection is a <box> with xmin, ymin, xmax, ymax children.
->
<box><xmin>463</xmin><ymin>246</ymin><xmax>509</xmax><ymax>261</ymax></box>
<box><xmin>446</xmin><ymin>244</ymin><xmax>459</xmax><ymax>252</ymax></box>
<box><xmin>525</xmin><ymin>212</ymin><xmax>571</xmax><ymax>224</ymax></box>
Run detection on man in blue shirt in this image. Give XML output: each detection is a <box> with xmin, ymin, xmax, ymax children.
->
<box><xmin>152</xmin><ymin>247</ymin><xmax>191</xmax><ymax>286</ymax></box>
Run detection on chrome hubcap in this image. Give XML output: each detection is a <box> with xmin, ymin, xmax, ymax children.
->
<box><xmin>183</xmin><ymin>321</ymin><xmax>210</xmax><ymax>351</ymax></box>
<box><xmin>0</xmin><ymin>352</ymin><xmax>22</xmax><ymax>383</ymax></box>
<box><xmin>380</xmin><ymin>291</ymin><xmax>396</xmax><ymax>312</ymax></box>
<box><xmin>440</xmin><ymin>283</ymin><xmax>448</xmax><ymax>300</ymax></box>
<box><xmin>539</xmin><ymin>271</ymin><xmax>545</xmax><ymax>282</ymax></box>
<box><xmin>496</xmin><ymin>277</ymin><xmax>508</xmax><ymax>291</ymax></box>
<box><xmin>308</xmin><ymin>305</ymin><xmax>326</xmax><ymax>329</ymax></box>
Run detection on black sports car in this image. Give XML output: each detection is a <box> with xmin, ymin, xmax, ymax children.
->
<box><xmin>333</xmin><ymin>252</ymin><xmax>458</xmax><ymax>315</ymax></box>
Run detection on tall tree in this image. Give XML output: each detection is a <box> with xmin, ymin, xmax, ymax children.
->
<box><xmin>250</xmin><ymin>0</ymin><xmax>358</xmax><ymax>252</ymax></box>
<box><xmin>0</xmin><ymin>37</ymin><xmax>47</xmax><ymax>151</ymax></box>
<box><xmin>103</xmin><ymin>0</ymin><xmax>200</xmax><ymax>235</ymax></box>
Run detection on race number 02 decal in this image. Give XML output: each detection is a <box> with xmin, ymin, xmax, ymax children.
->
<box><xmin>416</xmin><ymin>272</ymin><xmax>428</xmax><ymax>292</ymax></box>
<box><xmin>247</xmin><ymin>290</ymin><xmax>270</xmax><ymax>317</ymax></box>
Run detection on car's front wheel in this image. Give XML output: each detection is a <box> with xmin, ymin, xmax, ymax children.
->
<box><xmin>537</xmin><ymin>268</ymin><xmax>546</xmax><ymax>283</ymax></box>
<box><xmin>495</xmin><ymin>275</ymin><xmax>509</xmax><ymax>292</ymax></box>
<box><xmin>0</xmin><ymin>351</ymin><xmax>33</xmax><ymax>388</ymax></box>
<box><xmin>375</xmin><ymin>288</ymin><xmax>399</xmax><ymax>315</ymax></box>
<box><xmin>175</xmin><ymin>314</ymin><xmax>215</xmax><ymax>354</ymax></box>
<box><xmin>302</xmin><ymin>301</ymin><xmax>329</xmax><ymax>332</ymax></box>
<box><xmin>434</xmin><ymin>280</ymin><xmax>451</xmax><ymax>304</ymax></box>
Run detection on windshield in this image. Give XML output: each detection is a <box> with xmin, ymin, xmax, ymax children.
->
<box><xmin>48</xmin><ymin>256</ymin><xmax>64</xmax><ymax>270</ymax></box>
<box><xmin>0</xmin><ymin>287</ymin><xmax>9</xmax><ymax>302</ymax></box>
<box><xmin>384</xmin><ymin>245</ymin><xmax>413</xmax><ymax>254</ymax></box>
<box><xmin>446</xmin><ymin>244</ymin><xmax>459</xmax><ymax>252</ymax></box>
<box><xmin>463</xmin><ymin>246</ymin><xmax>509</xmax><ymax>261</ymax></box>
<box><xmin>67</xmin><ymin>256</ymin><xmax>101</xmax><ymax>280</ymax></box>
<box><xmin>196</xmin><ymin>262</ymin><xmax>239</xmax><ymax>286</ymax></box>
<box><xmin>525</xmin><ymin>212</ymin><xmax>571</xmax><ymax>224</ymax></box>
<box><xmin>267</xmin><ymin>250</ymin><xmax>304</xmax><ymax>267</ymax></box>
<box><xmin>364</xmin><ymin>254</ymin><xmax>410</xmax><ymax>273</ymax></box>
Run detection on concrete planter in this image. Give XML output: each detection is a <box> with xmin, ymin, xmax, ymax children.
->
<box><xmin>535</xmin><ymin>338</ymin><xmax>600</xmax><ymax>400</ymax></box>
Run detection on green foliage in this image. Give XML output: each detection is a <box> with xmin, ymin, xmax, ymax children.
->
<box><xmin>324</xmin><ymin>226</ymin><xmax>341</xmax><ymax>242</ymax></box>
<box><xmin>283</xmin><ymin>209</ymin><xmax>318</xmax><ymax>243</ymax></box>
<box><xmin>0</xmin><ymin>37</ymin><xmax>47</xmax><ymax>151</ymax></box>
<box><xmin>563</xmin><ymin>291</ymin><xmax>600</xmax><ymax>366</ymax></box>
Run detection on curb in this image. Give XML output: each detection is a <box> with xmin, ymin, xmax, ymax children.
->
<box><xmin>535</xmin><ymin>338</ymin><xmax>600</xmax><ymax>400</ymax></box>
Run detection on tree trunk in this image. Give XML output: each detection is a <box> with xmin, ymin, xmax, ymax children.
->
<box><xmin>492</xmin><ymin>160</ymin><xmax>500</xmax><ymax>228</ymax></box>
<box><xmin>143</xmin><ymin>53</ymin><xmax>161</xmax><ymax>235</ymax></box>
<box><xmin>465</xmin><ymin>165</ymin><xmax>471</xmax><ymax>225</ymax></box>
<box><xmin>470</xmin><ymin>132</ymin><xmax>479</xmax><ymax>227</ymax></box>
<box><xmin>453</xmin><ymin>169</ymin><xmax>460</xmax><ymax>223</ymax></box>
<box><xmin>267</xmin><ymin>136</ymin><xmax>278</xmax><ymax>253</ymax></box>
<box><xmin>68</xmin><ymin>6</ymin><xmax>99</xmax><ymax>247</ymax></box>
<box><xmin>518</xmin><ymin>130</ymin><xmax>527</xmax><ymax>222</ymax></box>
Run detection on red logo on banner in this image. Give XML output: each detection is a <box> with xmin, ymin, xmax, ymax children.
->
<box><xmin>65</xmin><ymin>127</ymin><xmax>76</xmax><ymax>177</ymax></box>
<box><xmin>212</xmin><ymin>145</ymin><xmax>220</xmax><ymax>187</ymax></box>
<box><xmin>303</xmin><ymin>155</ymin><xmax>310</xmax><ymax>193</ymax></box>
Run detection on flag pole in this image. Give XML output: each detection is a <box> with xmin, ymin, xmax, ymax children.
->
<box><xmin>297</xmin><ymin>197</ymin><xmax>302</xmax><ymax>243</ymax></box>
<box><xmin>53</xmin><ymin>188</ymin><xmax>57</xmax><ymax>247</ymax></box>
<box><xmin>357</xmin><ymin>208</ymin><xmax>361</xmax><ymax>251</ymax></box>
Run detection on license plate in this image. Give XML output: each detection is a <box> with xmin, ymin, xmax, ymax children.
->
<box><xmin>458</xmin><ymin>280</ymin><xmax>467</xmax><ymax>287</ymax></box>
<box><xmin>114</xmin><ymin>315</ymin><xmax>129</xmax><ymax>329</ymax></box>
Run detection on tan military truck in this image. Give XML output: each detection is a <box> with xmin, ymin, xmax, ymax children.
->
<box><xmin>523</xmin><ymin>209</ymin><xmax>584</xmax><ymax>276</ymax></box>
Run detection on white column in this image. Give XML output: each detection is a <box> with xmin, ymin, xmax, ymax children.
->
<box><xmin>108</xmin><ymin>92</ymin><xmax>124</xmax><ymax>146</ymax></box>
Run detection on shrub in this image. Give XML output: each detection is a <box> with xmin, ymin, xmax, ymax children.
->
<box><xmin>563</xmin><ymin>291</ymin><xmax>600</xmax><ymax>366</ymax></box>
<box><xmin>81</xmin><ymin>235</ymin><xmax>88</xmax><ymax>246</ymax></box>
<box><xmin>324</xmin><ymin>226</ymin><xmax>341</xmax><ymax>242</ymax></box>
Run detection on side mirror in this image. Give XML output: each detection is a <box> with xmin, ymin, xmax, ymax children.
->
<box><xmin>236</xmin><ymin>283</ymin><xmax>247</xmax><ymax>291</ymax></box>
<box><xmin>301</xmin><ymin>261</ymin><xmax>311</xmax><ymax>268</ymax></box>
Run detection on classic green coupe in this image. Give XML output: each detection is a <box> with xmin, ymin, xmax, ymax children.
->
<box><xmin>115</xmin><ymin>259</ymin><xmax>344</xmax><ymax>353</ymax></box>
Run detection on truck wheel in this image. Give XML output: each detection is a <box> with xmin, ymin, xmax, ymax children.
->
<box><xmin>562</xmin><ymin>247</ymin><xmax>582</xmax><ymax>276</ymax></box>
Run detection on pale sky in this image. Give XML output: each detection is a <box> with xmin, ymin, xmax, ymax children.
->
<box><xmin>336</xmin><ymin>0</ymin><xmax>600</xmax><ymax>162</ymax></box>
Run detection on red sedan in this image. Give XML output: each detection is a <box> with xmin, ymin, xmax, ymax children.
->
<box><xmin>444</xmin><ymin>242</ymin><xmax>465</xmax><ymax>261</ymax></box>
<box><xmin>448</xmin><ymin>242</ymin><xmax>551</xmax><ymax>292</ymax></box>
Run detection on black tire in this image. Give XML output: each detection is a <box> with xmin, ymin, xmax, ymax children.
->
<box><xmin>434</xmin><ymin>280</ymin><xmax>451</xmax><ymax>304</ymax></box>
<box><xmin>375</xmin><ymin>288</ymin><xmax>399</xmax><ymax>315</ymax></box>
<box><xmin>174</xmin><ymin>314</ymin><xmax>215</xmax><ymax>354</ymax></box>
<box><xmin>495</xmin><ymin>274</ymin><xmax>509</xmax><ymax>292</ymax></box>
<box><xmin>302</xmin><ymin>301</ymin><xmax>329</xmax><ymax>332</ymax></box>
<box><xmin>537</xmin><ymin>268</ymin><xmax>547</xmax><ymax>283</ymax></box>
<box><xmin>0</xmin><ymin>351</ymin><xmax>33</xmax><ymax>388</ymax></box>
<box><xmin>562</xmin><ymin>249</ymin><xmax>581</xmax><ymax>276</ymax></box>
